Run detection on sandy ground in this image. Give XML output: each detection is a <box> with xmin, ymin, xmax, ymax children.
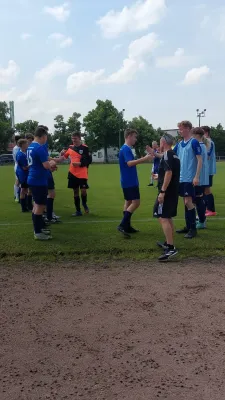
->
<box><xmin>1</xmin><ymin>260</ymin><xmax>225</xmax><ymax>400</ymax></box>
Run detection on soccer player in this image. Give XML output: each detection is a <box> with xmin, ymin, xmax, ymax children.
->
<box><xmin>13</xmin><ymin>134</ymin><xmax>22</xmax><ymax>202</ymax></box>
<box><xmin>63</xmin><ymin>133</ymin><xmax>92</xmax><ymax>216</ymax></box>
<box><xmin>153</xmin><ymin>134</ymin><xmax>180</xmax><ymax>261</ymax></box>
<box><xmin>27</xmin><ymin>125</ymin><xmax>56</xmax><ymax>240</ymax></box>
<box><xmin>148</xmin><ymin>141</ymin><xmax>160</xmax><ymax>187</ymax></box>
<box><xmin>24</xmin><ymin>133</ymin><xmax>34</xmax><ymax>210</ymax></box>
<box><xmin>118</xmin><ymin>128</ymin><xmax>151</xmax><ymax>238</ymax></box>
<box><xmin>202</xmin><ymin>126</ymin><xmax>217</xmax><ymax>216</ymax></box>
<box><xmin>174</xmin><ymin>121</ymin><xmax>202</xmax><ymax>239</ymax></box>
<box><xmin>25</xmin><ymin>133</ymin><xmax>34</xmax><ymax>145</ymax></box>
<box><xmin>16</xmin><ymin>139</ymin><xmax>29</xmax><ymax>212</ymax></box>
<box><xmin>191</xmin><ymin>128</ymin><xmax>209</xmax><ymax>229</ymax></box>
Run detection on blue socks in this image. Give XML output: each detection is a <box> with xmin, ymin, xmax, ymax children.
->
<box><xmin>120</xmin><ymin>211</ymin><xmax>132</xmax><ymax>231</ymax></box>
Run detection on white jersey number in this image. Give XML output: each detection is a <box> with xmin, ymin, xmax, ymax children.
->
<box><xmin>27</xmin><ymin>150</ymin><xmax>33</xmax><ymax>166</ymax></box>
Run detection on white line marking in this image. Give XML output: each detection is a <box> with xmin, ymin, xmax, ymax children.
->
<box><xmin>0</xmin><ymin>218</ymin><xmax>224</xmax><ymax>228</ymax></box>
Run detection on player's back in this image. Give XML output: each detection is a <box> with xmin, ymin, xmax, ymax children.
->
<box><xmin>16</xmin><ymin>150</ymin><xmax>28</xmax><ymax>182</ymax></box>
<box><xmin>175</xmin><ymin>138</ymin><xmax>201</xmax><ymax>183</ymax></box>
<box><xmin>208</xmin><ymin>139</ymin><xmax>216</xmax><ymax>175</ymax></box>
<box><xmin>27</xmin><ymin>142</ymin><xmax>48</xmax><ymax>186</ymax></box>
<box><xmin>119</xmin><ymin>144</ymin><xmax>138</xmax><ymax>188</ymax></box>
<box><xmin>199</xmin><ymin>142</ymin><xmax>209</xmax><ymax>186</ymax></box>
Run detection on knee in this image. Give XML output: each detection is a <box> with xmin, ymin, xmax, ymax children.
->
<box><xmin>184</xmin><ymin>197</ymin><xmax>193</xmax><ymax>209</ymax></box>
<box><xmin>134</xmin><ymin>200</ymin><xmax>140</xmax><ymax>209</ymax></box>
<box><xmin>81</xmin><ymin>189</ymin><xmax>87</xmax><ymax>196</ymax></box>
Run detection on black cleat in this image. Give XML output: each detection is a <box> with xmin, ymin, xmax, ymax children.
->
<box><xmin>176</xmin><ymin>227</ymin><xmax>189</xmax><ymax>234</ymax></box>
<box><xmin>157</xmin><ymin>241</ymin><xmax>168</xmax><ymax>250</ymax></box>
<box><xmin>117</xmin><ymin>225</ymin><xmax>131</xmax><ymax>238</ymax></box>
<box><xmin>148</xmin><ymin>183</ymin><xmax>154</xmax><ymax>187</ymax></box>
<box><xmin>158</xmin><ymin>248</ymin><xmax>178</xmax><ymax>262</ymax></box>
<box><xmin>184</xmin><ymin>229</ymin><xmax>197</xmax><ymax>239</ymax></box>
<box><xmin>128</xmin><ymin>226</ymin><xmax>139</xmax><ymax>234</ymax></box>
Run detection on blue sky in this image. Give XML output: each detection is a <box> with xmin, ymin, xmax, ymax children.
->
<box><xmin>0</xmin><ymin>0</ymin><xmax>225</xmax><ymax>131</ymax></box>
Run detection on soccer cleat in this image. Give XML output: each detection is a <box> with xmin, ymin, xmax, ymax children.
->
<box><xmin>196</xmin><ymin>221</ymin><xmax>206</xmax><ymax>230</ymax></box>
<box><xmin>184</xmin><ymin>230</ymin><xmax>197</xmax><ymax>239</ymax></box>
<box><xmin>52</xmin><ymin>213</ymin><xmax>61</xmax><ymax>220</ymax></box>
<box><xmin>148</xmin><ymin>184</ymin><xmax>154</xmax><ymax>187</ymax></box>
<box><xmin>176</xmin><ymin>227</ymin><xmax>189</xmax><ymax>234</ymax></box>
<box><xmin>22</xmin><ymin>209</ymin><xmax>29</xmax><ymax>213</ymax></box>
<box><xmin>72</xmin><ymin>211</ymin><xmax>82</xmax><ymax>217</ymax></box>
<box><xmin>15</xmin><ymin>198</ymin><xmax>19</xmax><ymax>203</ymax></box>
<box><xmin>128</xmin><ymin>226</ymin><xmax>139</xmax><ymax>234</ymax></box>
<box><xmin>157</xmin><ymin>241</ymin><xmax>169</xmax><ymax>250</ymax></box>
<box><xmin>117</xmin><ymin>225</ymin><xmax>131</xmax><ymax>238</ymax></box>
<box><xmin>34</xmin><ymin>233</ymin><xmax>52</xmax><ymax>241</ymax></box>
<box><xmin>158</xmin><ymin>248</ymin><xmax>178</xmax><ymax>262</ymax></box>
<box><xmin>205</xmin><ymin>211</ymin><xmax>217</xmax><ymax>217</ymax></box>
<box><xmin>83</xmin><ymin>206</ymin><xmax>89</xmax><ymax>214</ymax></box>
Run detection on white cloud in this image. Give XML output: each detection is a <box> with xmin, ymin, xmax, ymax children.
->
<box><xmin>97</xmin><ymin>0</ymin><xmax>166</xmax><ymax>38</ymax></box>
<box><xmin>113</xmin><ymin>44</ymin><xmax>123</xmax><ymax>51</ymax></box>
<box><xmin>218</xmin><ymin>13</ymin><xmax>225</xmax><ymax>42</ymax></box>
<box><xmin>35</xmin><ymin>59</ymin><xmax>74</xmax><ymax>81</ymax></box>
<box><xmin>48</xmin><ymin>33</ymin><xmax>73</xmax><ymax>48</ymax></box>
<box><xmin>0</xmin><ymin>60</ymin><xmax>20</xmax><ymax>85</ymax></box>
<box><xmin>182</xmin><ymin>66</ymin><xmax>210</xmax><ymax>85</ymax></box>
<box><xmin>0</xmin><ymin>87</ymin><xmax>16</xmax><ymax>101</ymax></box>
<box><xmin>155</xmin><ymin>48</ymin><xmax>191</xmax><ymax>68</ymax></box>
<box><xmin>17</xmin><ymin>86</ymin><xmax>37</xmax><ymax>103</ymax></box>
<box><xmin>21</xmin><ymin>33</ymin><xmax>32</xmax><ymax>40</ymax></box>
<box><xmin>107</xmin><ymin>32</ymin><xmax>160</xmax><ymax>84</ymax></box>
<box><xmin>200</xmin><ymin>15</ymin><xmax>210</xmax><ymax>28</ymax></box>
<box><xmin>43</xmin><ymin>2</ymin><xmax>70</xmax><ymax>22</ymax></box>
<box><xmin>67</xmin><ymin>69</ymin><xmax>105</xmax><ymax>93</ymax></box>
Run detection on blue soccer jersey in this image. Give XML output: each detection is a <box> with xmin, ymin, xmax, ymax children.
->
<box><xmin>199</xmin><ymin>142</ymin><xmax>209</xmax><ymax>186</ymax></box>
<box><xmin>174</xmin><ymin>138</ymin><xmax>202</xmax><ymax>183</ymax></box>
<box><xmin>27</xmin><ymin>142</ymin><xmax>49</xmax><ymax>186</ymax></box>
<box><xmin>153</xmin><ymin>150</ymin><xmax>160</xmax><ymax>173</ymax></box>
<box><xmin>208</xmin><ymin>139</ymin><xmax>216</xmax><ymax>175</ymax></box>
<box><xmin>16</xmin><ymin>150</ymin><xmax>28</xmax><ymax>184</ymax></box>
<box><xmin>119</xmin><ymin>144</ymin><xmax>139</xmax><ymax>188</ymax></box>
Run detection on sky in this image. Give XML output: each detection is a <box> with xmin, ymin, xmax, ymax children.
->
<box><xmin>0</xmin><ymin>0</ymin><xmax>225</xmax><ymax>131</ymax></box>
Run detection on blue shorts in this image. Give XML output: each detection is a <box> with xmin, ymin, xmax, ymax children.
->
<box><xmin>205</xmin><ymin>175</ymin><xmax>213</xmax><ymax>188</ymax></box>
<box><xmin>179</xmin><ymin>182</ymin><xmax>195</xmax><ymax>198</ymax></box>
<box><xmin>48</xmin><ymin>176</ymin><xmax>55</xmax><ymax>190</ymax></box>
<box><xmin>30</xmin><ymin>186</ymin><xmax>48</xmax><ymax>205</ymax></box>
<box><xmin>123</xmin><ymin>186</ymin><xmax>140</xmax><ymax>201</ymax></box>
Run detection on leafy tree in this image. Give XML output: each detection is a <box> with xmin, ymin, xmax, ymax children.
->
<box><xmin>128</xmin><ymin>116</ymin><xmax>161</xmax><ymax>158</ymax></box>
<box><xmin>52</xmin><ymin>114</ymin><xmax>69</xmax><ymax>151</ymax></box>
<box><xmin>0</xmin><ymin>102</ymin><xmax>14</xmax><ymax>153</ymax></box>
<box><xmin>15</xmin><ymin>120</ymin><xmax>38</xmax><ymax>136</ymax></box>
<box><xmin>83</xmin><ymin>100</ymin><xmax>126</xmax><ymax>162</ymax></box>
<box><xmin>67</xmin><ymin>112</ymin><xmax>81</xmax><ymax>134</ymax></box>
<box><xmin>210</xmin><ymin>124</ymin><xmax>225</xmax><ymax>156</ymax></box>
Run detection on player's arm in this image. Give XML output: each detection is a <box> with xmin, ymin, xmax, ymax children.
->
<box><xmin>124</xmin><ymin>146</ymin><xmax>151</xmax><ymax>167</ymax></box>
<box><xmin>158</xmin><ymin>153</ymin><xmax>173</xmax><ymax>204</ymax></box>
<box><xmin>38</xmin><ymin>147</ymin><xmax>55</xmax><ymax>170</ymax></box>
<box><xmin>192</xmin><ymin>140</ymin><xmax>202</xmax><ymax>186</ymax></box>
<box><xmin>146</xmin><ymin>145</ymin><xmax>163</xmax><ymax>159</ymax></box>
<box><xmin>80</xmin><ymin>146</ymin><xmax>92</xmax><ymax>167</ymax></box>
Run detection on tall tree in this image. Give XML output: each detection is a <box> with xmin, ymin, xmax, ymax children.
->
<box><xmin>128</xmin><ymin>116</ymin><xmax>161</xmax><ymax>157</ymax></box>
<box><xmin>211</xmin><ymin>124</ymin><xmax>225</xmax><ymax>156</ymax></box>
<box><xmin>15</xmin><ymin>120</ymin><xmax>39</xmax><ymax>135</ymax></box>
<box><xmin>0</xmin><ymin>102</ymin><xmax>14</xmax><ymax>153</ymax></box>
<box><xmin>67</xmin><ymin>112</ymin><xmax>81</xmax><ymax>134</ymax></box>
<box><xmin>83</xmin><ymin>100</ymin><xmax>126</xmax><ymax>162</ymax></box>
<box><xmin>52</xmin><ymin>114</ymin><xmax>69</xmax><ymax>151</ymax></box>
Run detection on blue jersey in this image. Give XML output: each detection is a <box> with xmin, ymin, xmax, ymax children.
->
<box><xmin>174</xmin><ymin>138</ymin><xmax>202</xmax><ymax>183</ymax></box>
<box><xmin>208</xmin><ymin>139</ymin><xmax>216</xmax><ymax>175</ymax></box>
<box><xmin>153</xmin><ymin>150</ymin><xmax>160</xmax><ymax>172</ymax></box>
<box><xmin>43</xmin><ymin>142</ymin><xmax>52</xmax><ymax>178</ymax></box>
<box><xmin>27</xmin><ymin>142</ymin><xmax>49</xmax><ymax>186</ymax></box>
<box><xmin>16</xmin><ymin>150</ymin><xmax>28</xmax><ymax>183</ymax></box>
<box><xmin>119</xmin><ymin>144</ymin><xmax>139</xmax><ymax>188</ymax></box>
<box><xmin>199</xmin><ymin>142</ymin><xmax>209</xmax><ymax>186</ymax></box>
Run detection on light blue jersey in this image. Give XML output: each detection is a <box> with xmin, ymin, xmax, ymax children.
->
<box><xmin>199</xmin><ymin>142</ymin><xmax>209</xmax><ymax>186</ymax></box>
<box><xmin>208</xmin><ymin>139</ymin><xmax>216</xmax><ymax>176</ymax></box>
<box><xmin>174</xmin><ymin>138</ymin><xmax>202</xmax><ymax>183</ymax></box>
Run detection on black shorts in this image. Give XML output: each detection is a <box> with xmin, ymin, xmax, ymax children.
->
<box><xmin>48</xmin><ymin>176</ymin><xmax>55</xmax><ymax>190</ymax></box>
<box><xmin>123</xmin><ymin>186</ymin><xmax>140</xmax><ymax>201</ymax></box>
<box><xmin>20</xmin><ymin>182</ymin><xmax>29</xmax><ymax>189</ymax></box>
<box><xmin>30</xmin><ymin>186</ymin><xmax>48</xmax><ymax>205</ymax></box>
<box><xmin>205</xmin><ymin>175</ymin><xmax>213</xmax><ymax>188</ymax></box>
<box><xmin>195</xmin><ymin>186</ymin><xmax>204</xmax><ymax>197</ymax></box>
<box><xmin>153</xmin><ymin>192</ymin><xmax>179</xmax><ymax>219</ymax></box>
<box><xmin>68</xmin><ymin>172</ymin><xmax>89</xmax><ymax>189</ymax></box>
<box><xmin>179</xmin><ymin>182</ymin><xmax>195</xmax><ymax>198</ymax></box>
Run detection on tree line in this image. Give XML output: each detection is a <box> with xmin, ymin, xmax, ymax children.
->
<box><xmin>1</xmin><ymin>100</ymin><xmax>225</xmax><ymax>161</ymax></box>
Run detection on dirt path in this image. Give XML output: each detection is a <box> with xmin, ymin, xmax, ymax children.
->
<box><xmin>1</xmin><ymin>260</ymin><xmax>225</xmax><ymax>400</ymax></box>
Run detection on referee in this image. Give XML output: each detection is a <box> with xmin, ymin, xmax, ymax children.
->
<box><xmin>153</xmin><ymin>134</ymin><xmax>180</xmax><ymax>261</ymax></box>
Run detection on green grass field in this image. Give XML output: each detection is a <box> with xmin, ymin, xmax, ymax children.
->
<box><xmin>0</xmin><ymin>163</ymin><xmax>224</xmax><ymax>262</ymax></box>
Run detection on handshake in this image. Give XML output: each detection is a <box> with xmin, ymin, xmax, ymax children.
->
<box><xmin>49</xmin><ymin>160</ymin><xmax>58</xmax><ymax>172</ymax></box>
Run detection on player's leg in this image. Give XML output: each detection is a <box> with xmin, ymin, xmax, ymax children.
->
<box><xmin>14</xmin><ymin>176</ymin><xmax>20</xmax><ymax>203</ymax></box>
<box><xmin>73</xmin><ymin>187</ymin><xmax>82</xmax><ymax>216</ymax></box>
<box><xmin>31</xmin><ymin>186</ymin><xmax>52</xmax><ymax>240</ymax></box>
<box><xmin>20</xmin><ymin>185</ymin><xmax>28</xmax><ymax>212</ymax></box>
<box><xmin>81</xmin><ymin>181</ymin><xmax>89</xmax><ymax>213</ymax></box>
<box><xmin>205</xmin><ymin>177</ymin><xmax>216</xmax><ymax>216</ymax></box>
<box><xmin>27</xmin><ymin>188</ymin><xmax>33</xmax><ymax>211</ymax></box>
<box><xmin>183</xmin><ymin>196</ymin><xmax>197</xmax><ymax>238</ymax></box>
<box><xmin>195</xmin><ymin>187</ymin><xmax>206</xmax><ymax>229</ymax></box>
<box><xmin>46</xmin><ymin>189</ymin><xmax>55</xmax><ymax>221</ymax></box>
<box><xmin>158</xmin><ymin>218</ymin><xmax>178</xmax><ymax>261</ymax></box>
<box><xmin>118</xmin><ymin>187</ymin><xmax>140</xmax><ymax>236</ymax></box>
<box><xmin>148</xmin><ymin>166</ymin><xmax>154</xmax><ymax>186</ymax></box>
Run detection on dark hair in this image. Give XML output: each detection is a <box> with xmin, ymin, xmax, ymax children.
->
<box><xmin>17</xmin><ymin>139</ymin><xmax>28</xmax><ymax>148</ymax></box>
<box><xmin>72</xmin><ymin>132</ymin><xmax>81</xmax><ymax>139</ymax></box>
<box><xmin>34</xmin><ymin>125</ymin><xmax>48</xmax><ymax>138</ymax></box>
<box><xmin>25</xmin><ymin>133</ymin><xmax>34</xmax><ymax>141</ymax></box>
<box><xmin>191</xmin><ymin>127</ymin><xmax>204</xmax><ymax>138</ymax></box>
<box><xmin>179</xmin><ymin>121</ymin><xmax>192</xmax><ymax>130</ymax></box>
<box><xmin>124</xmin><ymin>128</ymin><xmax>137</xmax><ymax>139</ymax></box>
<box><xmin>15</xmin><ymin>135</ymin><xmax>22</xmax><ymax>144</ymax></box>
<box><xmin>201</xmin><ymin>125</ymin><xmax>210</xmax><ymax>135</ymax></box>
